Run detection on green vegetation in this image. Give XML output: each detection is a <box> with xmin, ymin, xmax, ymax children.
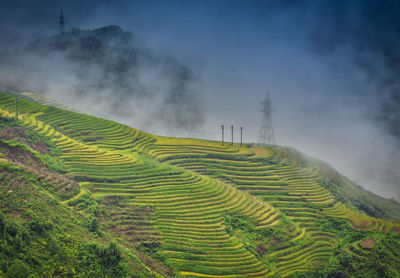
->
<box><xmin>297</xmin><ymin>231</ymin><xmax>400</xmax><ymax>278</ymax></box>
<box><xmin>319</xmin><ymin>175</ymin><xmax>400</xmax><ymax>219</ymax></box>
<box><xmin>0</xmin><ymin>211</ymin><xmax>128</xmax><ymax>277</ymax></box>
<box><xmin>0</xmin><ymin>166</ymin><xmax>130</xmax><ymax>277</ymax></box>
<box><xmin>0</xmin><ymin>91</ymin><xmax>399</xmax><ymax>277</ymax></box>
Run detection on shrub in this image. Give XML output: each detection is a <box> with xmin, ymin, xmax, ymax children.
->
<box><xmin>29</xmin><ymin>219</ymin><xmax>52</xmax><ymax>235</ymax></box>
<box><xmin>99</xmin><ymin>242</ymin><xmax>122</xmax><ymax>268</ymax></box>
<box><xmin>88</xmin><ymin>218</ymin><xmax>99</xmax><ymax>233</ymax></box>
<box><xmin>0</xmin><ymin>212</ymin><xmax>4</xmax><ymax>232</ymax></box>
<box><xmin>6</xmin><ymin>259</ymin><xmax>30</xmax><ymax>278</ymax></box>
<box><xmin>223</xmin><ymin>212</ymin><xmax>256</xmax><ymax>235</ymax></box>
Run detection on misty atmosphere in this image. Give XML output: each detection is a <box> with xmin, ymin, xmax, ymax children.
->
<box><xmin>0</xmin><ymin>0</ymin><xmax>399</xmax><ymax>201</ymax></box>
<box><xmin>2</xmin><ymin>2</ymin><xmax>400</xmax><ymax>277</ymax></box>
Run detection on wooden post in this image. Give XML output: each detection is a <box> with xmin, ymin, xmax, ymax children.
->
<box><xmin>221</xmin><ymin>125</ymin><xmax>224</xmax><ymax>146</ymax></box>
<box><xmin>240</xmin><ymin>126</ymin><xmax>243</xmax><ymax>147</ymax></box>
<box><xmin>15</xmin><ymin>98</ymin><xmax>18</xmax><ymax>119</ymax></box>
<box><xmin>231</xmin><ymin>125</ymin><xmax>234</xmax><ymax>146</ymax></box>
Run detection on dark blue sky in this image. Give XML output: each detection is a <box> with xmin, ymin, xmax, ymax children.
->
<box><xmin>1</xmin><ymin>0</ymin><xmax>400</xmax><ymax>199</ymax></box>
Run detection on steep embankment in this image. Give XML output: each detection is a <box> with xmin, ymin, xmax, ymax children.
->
<box><xmin>1</xmin><ymin>91</ymin><xmax>400</xmax><ymax>277</ymax></box>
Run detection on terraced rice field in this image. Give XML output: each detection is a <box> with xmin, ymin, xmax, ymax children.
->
<box><xmin>1</xmin><ymin>92</ymin><xmax>399</xmax><ymax>277</ymax></box>
<box><xmin>149</xmin><ymin>146</ymin><xmax>340</xmax><ymax>275</ymax></box>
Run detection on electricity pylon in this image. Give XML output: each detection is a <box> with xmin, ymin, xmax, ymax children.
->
<box><xmin>258</xmin><ymin>92</ymin><xmax>276</xmax><ymax>145</ymax></box>
<box><xmin>58</xmin><ymin>10</ymin><xmax>66</xmax><ymax>35</ymax></box>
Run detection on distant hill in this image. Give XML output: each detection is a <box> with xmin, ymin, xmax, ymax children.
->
<box><xmin>0</xmin><ymin>25</ymin><xmax>203</xmax><ymax>131</ymax></box>
<box><xmin>30</xmin><ymin>25</ymin><xmax>132</xmax><ymax>48</ymax></box>
<box><xmin>0</xmin><ymin>91</ymin><xmax>399</xmax><ymax>277</ymax></box>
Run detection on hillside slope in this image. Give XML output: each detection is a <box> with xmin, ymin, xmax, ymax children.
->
<box><xmin>0</xmin><ymin>91</ymin><xmax>400</xmax><ymax>277</ymax></box>
<box><xmin>0</xmin><ymin>117</ymin><xmax>159</xmax><ymax>277</ymax></box>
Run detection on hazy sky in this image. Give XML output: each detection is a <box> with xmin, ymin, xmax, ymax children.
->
<box><xmin>1</xmin><ymin>0</ymin><xmax>400</xmax><ymax>200</ymax></box>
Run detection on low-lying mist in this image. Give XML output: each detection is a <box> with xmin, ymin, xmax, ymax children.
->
<box><xmin>0</xmin><ymin>25</ymin><xmax>203</xmax><ymax>134</ymax></box>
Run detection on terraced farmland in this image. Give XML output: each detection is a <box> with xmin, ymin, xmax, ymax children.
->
<box><xmin>1</xmin><ymin>91</ymin><xmax>400</xmax><ymax>277</ymax></box>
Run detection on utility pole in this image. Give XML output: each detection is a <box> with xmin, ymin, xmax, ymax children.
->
<box><xmin>231</xmin><ymin>125</ymin><xmax>234</xmax><ymax>146</ymax></box>
<box><xmin>15</xmin><ymin>98</ymin><xmax>18</xmax><ymax>119</ymax></box>
<box><xmin>258</xmin><ymin>92</ymin><xmax>276</xmax><ymax>145</ymax></box>
<box><xmin>221</xmin><ymin>125</ymin><xmax>224</xmax><ymax>146</ymax></box>
<box><xmin>188</xmin><ymin>238</ymin><xmax>192</xmax><ymax>260</ymax></box>
<box><xmin>58</xmin><ymin>10</ymin><xmax>66</xmax><ymax>35</ymax></box>
<box><xmin>240</xmin><ymin>126</ymin><xmax>243</xmax><ymax>147</ymax></box>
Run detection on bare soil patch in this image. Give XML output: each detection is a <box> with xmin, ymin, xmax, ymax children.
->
<box><xmin>360</xmin><ymin>238</ymin><xmax>375</xmax><ymax>249</ymax></box>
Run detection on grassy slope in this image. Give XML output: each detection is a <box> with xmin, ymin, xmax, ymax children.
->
<box><xmin>253</xmin><ymin>146</ymin><xmax>400</xmax><ymax>220</ymax></box>
<box><xmin>0</xmin><ymin>117</ymin><xmax>160</xmax><ymax>278</ymax></box>
<box><xmin>0</xmin><ymin>91</ymin><xmax>400</xmax><ymax>277</ymax></box>
<box><xmin>315</xmin><ymin>158</ymin><xmax>400</xmax><ymax>220</ymax></box>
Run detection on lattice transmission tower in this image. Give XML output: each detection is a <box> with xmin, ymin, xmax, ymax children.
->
<box><xmin>258</xmin><ymin>92</ymin><xmax>276</xmax><ymax>145</ymax></box>
<box><xmin>58</xmin><ymin>10</ymin><xmax>66</xmax><ymax>35</ymax></box>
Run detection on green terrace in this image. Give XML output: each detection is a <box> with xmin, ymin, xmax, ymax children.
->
<box><xmin>1</xmin><ymin>91</ymin><xmax>400</xmax><ymax>277</ymax></box>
